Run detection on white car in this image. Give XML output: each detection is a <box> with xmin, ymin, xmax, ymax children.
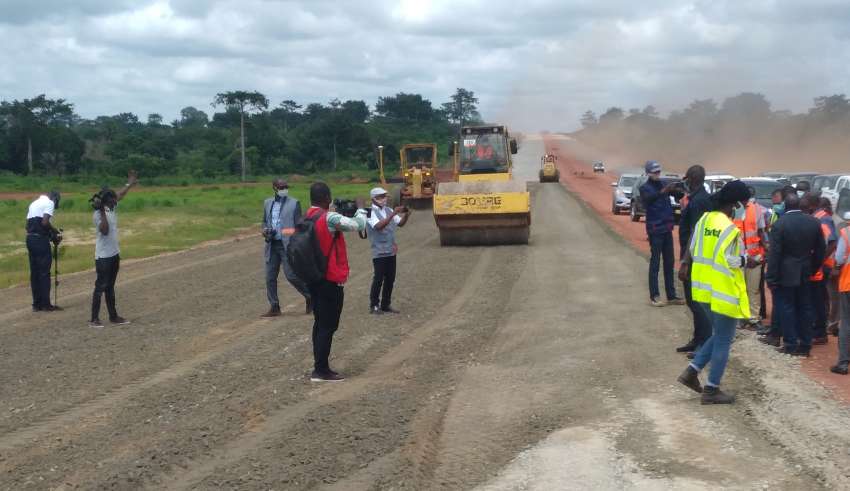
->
<box><xmin>821</xmin><ymin>175</ymin><xmax>850</xmax><ymax>211</ymax></box>
<box><xmin>704</xmin><ymin>174</ymin><xmax>736</xmax><ymax>194</ymax></box>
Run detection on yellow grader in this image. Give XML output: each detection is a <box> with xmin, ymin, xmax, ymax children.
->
<box><xmin>539</xmin><ymin>154</ymin><xmax>559</xmax><ymax>182</ymax></box>
<box><xmin>433</xmin><ymin>125</ymin><xmax>531</xmax><ymax>246</ymax></box>
<box><xmin>379</xmin><ymin>143</ymin><xmax>442</xmax><ymax>208</ymax></box>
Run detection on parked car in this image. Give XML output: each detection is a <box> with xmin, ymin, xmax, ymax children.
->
<box><xmin>593</xmin><ymin>161</ymin><xmax>605</xmax><ymax>173</ymax></box>
<box><xmin>611</xmin><ymin>173</ymin><xmax>640</xmax><ymax>215</ymax></box>
<box><xmin>739</xmin><ymin>177</ymin><xmax>784</xmax><ymax>209</ymax></box>
<box><xmin>821</xmin><ymin>175</ymin><xmax>850</xmax><ymax>211</ymax></box>
<box><xmin>704</xmin><ymin>174</ymin><xmax>736</xmax><ymax>194</ymax></box>
<box><xmin>786</xmin><ymin>172</ymin><xmax>820</xmax><ymax>187</ymax></box>
<box><xmin>629</xmin><ymin>174</ymin><xmax>683</xmax><ymax>223</ymax></box>
<box><xmin>760</xmin><ymin>172</ymin><xmax>792</xmax><ymax>185</ymax></box>
<box><xmin>812</xmin><ymin>174</ymin><xmax>842</xmax><ymax>194</ymax></box>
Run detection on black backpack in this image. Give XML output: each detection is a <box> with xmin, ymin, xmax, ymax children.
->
<box><xmin>286</xmin><ymin>212</ymin><xmax>337</xmax><ymax>286</ymax></box>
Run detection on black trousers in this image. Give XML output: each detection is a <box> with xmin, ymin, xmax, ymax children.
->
<box><xmin>684</xmin><ymin>277</ymin><xmax>711</xmax><ymax>346</ymax></box>
<box><xmin>309</xmin><ymin>280</ymin><xmax>344</xmax><ymax>373</ymax></box>
<box><xmin>92</xmin><ymin>254</ymin><xmax>120</xmax><ymax>321</ymax></box>
<box><xmin>811</xmin><ymin>274</ymin><xmax>829</xmax><ymax>339</ymax></box>
<box><xmin>26</xmin><ymin>234</ymin><xmax>52</xmax><ymax>309</ymax></box>
<box><xmin>370</xmin><ymin>255</ymin><xmax>397</xmax><ymax>310</ymax></box>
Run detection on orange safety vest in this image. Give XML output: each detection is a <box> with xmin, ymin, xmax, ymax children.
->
<box><xmin>733</xmin><ymin>202</ymin><xmax>765</xmax><ymax>258</ymax></box>
<box><xmin>839</xmin><ymin>227</ymin><xmax>850</xmax><ymax>292</ymax></box>
<box><xmin>810</xmin><ymin>210</ymin><xmax>836</xmax><ymax>281</ymax></box>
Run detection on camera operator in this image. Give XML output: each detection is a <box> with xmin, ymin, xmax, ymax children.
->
<box><xmin>25</xmin><ymin>190</ymin><xmax>63</xmax><ymax>312</ymax></box>
<box><xmin>262</xmin><ymin>178</ymin><xmax>311</xmax><ymax>317</ymax></box>
<box><xmin>304</xmin><ymin>182</ymin><xmax>367</xmax><ymax>382</ymax></box>
<box><xmin>367</xmin><ymin>187</ymin><xmax>409</xmax><ymax>315</ymax></box>
<box><xmin>89</xmin><ymin>170</ymin><xmax>137</xmax><ymax>328</ymax></box>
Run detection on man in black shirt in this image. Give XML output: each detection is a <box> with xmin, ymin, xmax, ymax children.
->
<box><xmin>676</xmin><ymin>165</ymin><xmax>712</xmax><ymax>353</ymax></box>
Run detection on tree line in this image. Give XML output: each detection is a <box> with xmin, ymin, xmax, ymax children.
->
<box><xmin>577</xmin><ymin>92</ymin><xmax>850</xmax><ymax>174</ymax></box>
<box><xmin>0</xmin><ymin>88</ymin><xmax>482</xmax><ymax>180</ymax></box>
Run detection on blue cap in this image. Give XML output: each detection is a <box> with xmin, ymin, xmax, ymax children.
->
<box><xmin>645</xmin><ymin>160</ymin><xmax>662</xmax><ymax>174</ymax></box>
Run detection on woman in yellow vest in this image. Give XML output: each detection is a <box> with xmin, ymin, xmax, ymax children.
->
<box><xmin>830</xmin><ymin>217</ymin><xmax>850</xmax><ymax>374</ymax></box>
<box><xmin>677</xmin><ymin>180</ymin><xmax>753</xmax><ymax>404</ymax></box>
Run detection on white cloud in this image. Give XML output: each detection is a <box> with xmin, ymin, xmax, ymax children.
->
<box><xmin>0</xmin><ymin>0</ymin><xmax>846</xmax><ymax>130</ymax></box>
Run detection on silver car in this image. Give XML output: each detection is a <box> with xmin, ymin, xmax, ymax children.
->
<box><xmin>611</xmin><ymin>173</ymin><xmax>640</xmax><ymax>215</ymax></box>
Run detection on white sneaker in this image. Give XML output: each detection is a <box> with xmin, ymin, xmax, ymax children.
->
<box><xmin>650</xmin><ymin>297</ymin><xmax>666</xmax><ymax>307</ymax></box>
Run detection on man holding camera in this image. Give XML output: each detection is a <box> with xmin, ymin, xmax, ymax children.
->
<box><xmin>89</xmin><ymin>171</ymin><xmax>137</xmax><ymax>328</ymax></box>
<box><xmin>367</xmin><ymin>187</ymin><xmax>409</xmax><ymax>315</ymax></box>
<box><xmin>26</xmin><ymin>190</ymin><xmax>63</xmax><ymax>312</ymax></box>
<box><xmin>262</xmin><ymin>178</ymin><xmax>311</xmax><ymax>317</ymax></box>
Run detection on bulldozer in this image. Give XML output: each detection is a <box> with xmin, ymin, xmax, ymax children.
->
<box><xmin>539</xmin><ymin>154</ymin><xmax>559</xmax><ymax>182</ymax></box>
<box><xmin>433</xmin><ymin>125</ymin><xmax>531</xmax><ymax>246</ymax></box>
<box><xmin>379</xmin><ymin>144</ymin><xmax>439</xmax><ymax>208</ymax></box>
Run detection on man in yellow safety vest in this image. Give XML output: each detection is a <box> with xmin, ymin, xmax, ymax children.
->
<box><xmin>677</xmin><ymin>180</ymin><xmax>753</xmax><ymax>404</ymax></box>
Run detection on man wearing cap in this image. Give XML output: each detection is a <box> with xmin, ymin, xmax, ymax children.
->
<box><xmin>639</xmin><ymin>160</ymin><xmax>684</xmax><ymax>307</ymax></box>
<box><xmin>261</xmin><ymin>178</ymin><xmax>311</xmax><ymax>317</ymax></box>
<box><xmin>367</xmin><ymin>187</ymin><xmax>409</xmax><ymax>315</ymax></box>
<box><xmin>25</xmin><ymin>190</ymin><xmax>63</xmax><ymax>312</ymax></box>
<box><xmin>677</xmin><ymin>180</ymin><xmax>753</xmax><ymax>404</ymax></box>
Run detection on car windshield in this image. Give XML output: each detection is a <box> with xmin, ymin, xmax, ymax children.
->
<box><xmin>404</xmin><ymin>146</ymin><xmax>435</xmax><ymax>168</ymax></box>
<box><xmin>813</xmin><ymin>175</ymin><xmax>839</xmax><ymax>191</ymax></box>
<box><xmin>745</xmin><ymin>181</ymin><xmax>782</xmax><ymax>200</ymax></box>
<box><xmin>789</xmin><ymin>174</ymin><xmax>816</xmax><ymax>185</ymax></box>
<box><xmin>460</xmin><ymin>133</ymin><xmax>509</xmax><ymax>174</ymax></box>
<box><xmin>619</xmin><ymin>176</ymin><xmax>638</xmax><ymax>188</ymax></box>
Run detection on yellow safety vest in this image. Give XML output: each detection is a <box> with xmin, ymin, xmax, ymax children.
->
<box><xmin>690</xmin><ymin>211</ymin><xmax>750</xmax><ymax>319</ymax></box>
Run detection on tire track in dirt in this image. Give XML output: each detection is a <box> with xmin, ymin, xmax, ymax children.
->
<box><xmin>163</xmin><ymin>248</ymin><xmax>494</xmax><ymax>491</ymax></box>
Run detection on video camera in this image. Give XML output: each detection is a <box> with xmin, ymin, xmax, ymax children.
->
<box><xmin>89</xmin><ymin>188</ymin><xmax>117</xmax><ymax>211</ymax></box>
<box><xmin>333</xmin><ymin>198</ymin><xmax>360</xmax><ymax>218</ymax></box>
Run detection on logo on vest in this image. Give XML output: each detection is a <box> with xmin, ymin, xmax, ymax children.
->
<box><xmin>704</xmin><ymin>227</ymin><xmax>721</xmax><ymax>238</ymax></box>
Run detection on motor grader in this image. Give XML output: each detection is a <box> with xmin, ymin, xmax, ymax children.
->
<box><xmin>379</xmin><ymin>143</ymin><xmax>443</xmax><ymax>208</ymax></box>
<box><xmin>433</xmin><ymin>125</ymin><xmax>530</xmax><ymax>246</ymax></box>
<box><xmin>539</xmin><ymin>154</ymin><xmax>559</xmax><ymax>182</ymax></box>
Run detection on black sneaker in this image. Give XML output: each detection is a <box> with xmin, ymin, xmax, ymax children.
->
<box><xmin>310</xmin><ymin>370</ymin><xmax>345</xmax><ymax>382</ymax></box>
<box><xmin>370</xmin><ymin>306</ymin><xmax>383</xmax><ymax>315</ymax></box>
<box><xmin>381</xmin><ymin>306</ymin><xmax>400</xmax><ymax>314</ymax></box>
<box><xmin>305</xmin><ymin>298</ymin><xmax>313</xmax><ymax>315</ymax></box>
<box><xmin>830</xmin><ymin>363</ymin><xmax>849</xmax><ymax>375</ymax></box>
<box><xmin>43</xmin><ymin>305</ymin><xmax>63</xmax><ymax>312</ymax></box>
<box><xmin>676</xmin><ymin>341</ymin><xmax>697</xmax><ymax>353</ymax></box>
<box><xmin>110</xmin><ymin>316</ymin><xmax>131</xmax><ymax>326</ymax></box>
<box><xmin>759</xmin><ymin>336</ymin><xmax>781</xmax><ymax>347</ymax></box>
<box><xmin>89</xmin><ymin>319</ymin><xmax>105</xmax><ymax>328</ymax></box>
<box><xmin>677</xmin><ymin>366</ymin><xmax>703</xmax><ymax>393</ymax></box>
<box><xmin>701</xmin><ymin>385</ymin><xmax>735</xmax><ymax>404</ymax></box>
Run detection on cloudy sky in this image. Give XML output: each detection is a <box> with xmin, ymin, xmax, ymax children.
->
<box><xmin>1</xmin><ymin>0</ymin><xmax>848</xmax><ymax>131</ymax></box>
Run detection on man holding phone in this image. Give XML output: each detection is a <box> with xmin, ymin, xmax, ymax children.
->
<box><xmin>367</xmin><ymin>187</ymin><xmax>410</xmax><ymax>314</ymax></box>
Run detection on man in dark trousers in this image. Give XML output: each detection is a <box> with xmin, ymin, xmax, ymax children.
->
<box><xmin>262</xmin><ymin>178</ymin><xmax>311</xmax><ymax>317</ymax></box>
<box><xmin>304</xmin><ymin>182</ymin><xmax>366</xmax><ymax>382</ymax></box>
<box><xmin>367</xmin><ymin>187</ymin><xmax>409</xmax><ymax>315</ymax></box>
<box><xmin>765</xmin><ymin>193</ymin><xmax>825</xmax><ymax>356</ymax></box>
<box><xmin>676</xmin><ymin>165</ymin><xmax>712</xmax><ymax>354</ymax></box>
<box><xmin>639</xmin><ymin>160</ymin><xmax>685</xmax><ymax>307</ymax></box>
<box><xmin>25</xmin><ymin>190</ymin><xmax>63</xmax><ymax>312</ymax></box>
<box><xmin>89</xmin><ymin>171</ymin><xmax>137</xmax><ymax>328</ymax></box>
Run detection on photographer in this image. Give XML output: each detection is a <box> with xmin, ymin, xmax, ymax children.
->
<box><xmin>367</xmin><ymin>187</ymin><xmax>409</xmax><ymax>315</ymax></box>
<box><xmin>25</xmin><ymin>190</ymin><xmax>62</xmax><ymax>312</ymax></box>
<box><xmin>262</xmin><ymin>178</ymin><xmax>311</xmax><ymax>317</ymax></box>
<box><xmin>89</xmin><ymin>171</ymin><xmax>137</xmax><ymax>328</ymax></box>
<box><xmin>304</xmin><ymin>182</ymin><xmax>367</xmax><ymax>382</ymax></box>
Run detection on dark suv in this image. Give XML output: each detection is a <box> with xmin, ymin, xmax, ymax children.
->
<box><xmin>629</xmin><ymin>174</ymin><xmax>683</xmax><ymax>222</ymax></box>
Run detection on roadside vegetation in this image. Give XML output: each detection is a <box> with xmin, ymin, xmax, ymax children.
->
<box><xmin>0</xmin><ymin>182</ymin><xmax>372</xmax><ymax>289</ymax></box>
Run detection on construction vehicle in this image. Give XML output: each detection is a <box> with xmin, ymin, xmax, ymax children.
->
<box><xmin>539</xmin><ymin>154</ymin><xmax>559</xmax><ymax>182</ymax></box>
<box><xmin>378</xmin><ymin>143</ymin><xmax>452</xmax><ymax>208</ymax></box>
<box><xmin>433</xmin><ymin>125</ymin><xmax>530</xmax><ymax>246</ymax></box>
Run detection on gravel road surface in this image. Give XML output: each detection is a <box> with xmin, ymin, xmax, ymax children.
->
<box><xmin>0</xmin><ymin>135</ymin><xmax>842</xmax><ymax>490</ymax></box>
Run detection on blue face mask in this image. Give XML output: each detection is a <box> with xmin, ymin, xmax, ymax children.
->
<box><xmin>773</xmin><ymin>203</ymin><xmax>785</xmax><ymax>214</ymax></box>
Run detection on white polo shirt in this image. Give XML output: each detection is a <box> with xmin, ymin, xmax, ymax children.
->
<box><xmin>26</xmin><ymin>195</ymin><xmax>55</xmax><ymax>220</ymax></box>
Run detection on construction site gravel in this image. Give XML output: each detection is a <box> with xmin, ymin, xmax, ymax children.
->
<box><xmin>4</xmin><ymin>135</ymin><xmax>850</xmax><ymax>489</ymax></box>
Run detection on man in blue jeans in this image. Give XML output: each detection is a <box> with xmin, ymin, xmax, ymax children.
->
<box><xmin>639</xmin><ymin>160</ymin><xmax>684</xmax><ymax>307</ymax></box>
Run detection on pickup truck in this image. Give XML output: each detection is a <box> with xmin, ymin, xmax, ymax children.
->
<box><xmin>821</xmin><ymin>175</ymin><xmax>850</xmax><ymax>211</ymax></box>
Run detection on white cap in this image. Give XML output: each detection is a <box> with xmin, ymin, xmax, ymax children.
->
<box><xmin>370</xmin><ymin>187</ymin><xmax>389</xmax><ymax>198</ymax></box>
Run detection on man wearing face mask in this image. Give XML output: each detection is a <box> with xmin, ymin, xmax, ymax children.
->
<box><xmin>639</xmin><ymin>160</ymin><xmax>685</xmax><ymax>307</ymax></box>
<box><xmin>262</xmin><ymin>178</ymin><xmax>311</xmax><ymax>317</ymax></box>
<box><xmin>367</xmin><ymin>187</ymin><xmax>409</xmax><ymax>315</ymax></box>
<box><xmin>677</xmin><ymin>180</ymin><xmax>752</xmax><ymax>404</ymax></box>
<box><xmin>764</xmin><ymin>193</ymin><xmax>825</xmax><ymax>357</ymax></box>
<box><xmin>732</xmin><ymin>187</ymin><xmax>768</xmax><ymax>330</ymax></box>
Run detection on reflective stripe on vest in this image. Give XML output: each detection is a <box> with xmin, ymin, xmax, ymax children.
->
<box><xmin>690</xmin><ymin>211</ymin><xmax>750</xmax><ymax>319</ymax></box>
<box><xmin>839</xmin><ymin>227</ymin><xmax>850</xmax><ymax>292</ymax></box>
<box><xmin>811</xmin><ymin>220</ymin><xmax>835</xmax><ymax>281</ymax></box>
<box><xmin>733</xmin><ymin>202</ymin><xmax>764</xmax><ymax>257</ymax></box>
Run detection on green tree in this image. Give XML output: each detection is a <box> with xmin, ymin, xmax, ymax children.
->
<box><xmin>212</xmin><ymin>90</ymin><xmax>269</xmax><ymax>181</ymax></box>
<box><xmin>441</xmin><ymin>88</ymin><xmax>480</xmax><ymax>131</ymax></box>
<box><xmin>375</xmin><ymin>93</ymin><xmax>435</xmax><ymax>121</ymax></box>
<box><xmin>178</xmin><ymin>106</ymin><xmax>209</xmax><ymax>127</ymax></box>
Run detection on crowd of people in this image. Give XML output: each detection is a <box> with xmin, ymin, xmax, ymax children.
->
<box><xmin>637</xmin><ymin>161</ymin><xmax>850</xmax><ymax>405</ymax></box>
<box><xmin>25</xmin><ymin>176</ymin><xmax>411</xmax><ymax>384</ymax></box>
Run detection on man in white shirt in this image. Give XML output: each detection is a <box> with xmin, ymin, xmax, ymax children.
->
<box><xmin>366</xmin><ymin>187</ymin><xmax>409</xmax><ymax>315</ymax></box>
<box><xmin>25</xmin><ymin>190</ymin><xmax>62</xmax><ymax>311</ymax></box>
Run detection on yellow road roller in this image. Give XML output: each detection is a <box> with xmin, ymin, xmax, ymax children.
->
<box><xmin>539</xmin><ymin>154</ymin><xmax>560</xmax><ymax>182</ymax></box>
<box><xmin>433</xmin><ymin>125</ymin><xmax>530</xmax><ymax>246</ymax></box>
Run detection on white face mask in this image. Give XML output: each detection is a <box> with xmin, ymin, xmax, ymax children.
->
<box><xmin>374</xmin><ymin>197</ymin><xmax>388</xmax><ymax>207</ymax></box>
<box><xmin>276</xmin><ymin>189</ymin><xmax>288</xmax><ymax>198</ymax></box>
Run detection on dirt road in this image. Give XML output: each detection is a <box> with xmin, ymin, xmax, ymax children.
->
<box><xmin>1</xmin><ymin>135</ymin><xmax>847</xmax><ymax>489</ymax></box>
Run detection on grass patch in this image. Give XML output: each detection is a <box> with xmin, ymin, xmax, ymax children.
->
<box><xmin>0</xmin><ymin>182</ymin><xmax>372</xmax><ymax>289</ymax></box>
